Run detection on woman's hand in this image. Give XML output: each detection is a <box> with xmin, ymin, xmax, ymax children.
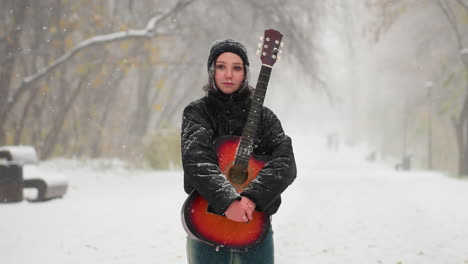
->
<box><xmin>224</xmin><ymin>200</ymin><xmax>248</xmax><ymax>222</ymax></box>
<box><xmin>240</xmin><ymin>196</ymin><xmax>256</xmax><ymax>221</ymax></box>
<box><xmin>224</xmin><ymin>197</ymin><xmax>256</xmax><ymax>223</ymax></box>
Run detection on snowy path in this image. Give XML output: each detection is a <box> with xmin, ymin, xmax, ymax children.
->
<box><xmin>1</xmin><ymin>136</ymin><xmax>468</xmax><ymax>264</ymax></box>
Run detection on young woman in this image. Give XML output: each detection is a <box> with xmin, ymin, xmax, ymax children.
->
<box><xmin>181</xmin><ymin>39</ymin><xmax>296</xmax><ymax>263</ymax></box>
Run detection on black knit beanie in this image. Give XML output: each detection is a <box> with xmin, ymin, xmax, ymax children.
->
<box><xmin>207</xmin><ymin>39</ymin><xmax>250</xmax><ymax>71</ymax></box>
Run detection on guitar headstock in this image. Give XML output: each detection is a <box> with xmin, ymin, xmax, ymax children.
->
<box><xmin>256</xmin><ymin>29</ymin><xmax>283</xmax><ymax>67</ymax></box>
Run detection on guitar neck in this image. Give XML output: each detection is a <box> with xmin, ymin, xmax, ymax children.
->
<box><xmin>235</xmin><ymin>65</ymin><xmax>272</xmax><ymax>164</ymax></box>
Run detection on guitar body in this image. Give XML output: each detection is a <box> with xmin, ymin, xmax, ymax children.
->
<box><xmin>182</xmin><ymin>136</ymin><xmax>271</xmax><ymax>249</ymax></box>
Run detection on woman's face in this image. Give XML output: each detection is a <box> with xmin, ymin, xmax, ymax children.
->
<box><xmin>214</xmin><ymin>52</ymin><xmax>245</xmax><ymax>94</ymax></box>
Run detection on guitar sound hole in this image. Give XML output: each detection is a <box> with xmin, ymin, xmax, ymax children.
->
<box><xmin>228</xmin><ymin>164</ymin><xmax>248</xmax><ymax>185</ymax></box>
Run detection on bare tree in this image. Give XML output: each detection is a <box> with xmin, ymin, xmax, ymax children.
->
<box><xmin>437</xmin><ymin>0</ymin><xmax>468</xmax><ymax>175</ymax></box>
<box><xmin>365</xmin><ymin>0</ymin><xmax>468</xmax><ymax>174</ymax></box>
<box><xmin>0</xmin><ymin>0</ymin><xmax>30</xmax><ymax>143</ymax></box>
<box><xmin>1</xmin><ymin>0</ymin><xmax>326</xmax><ymax>164</ymax></box>
<box><xmin>0</xmin><ymin>0</ymin><xmax>195</xmax><ymax>144</ymax></box>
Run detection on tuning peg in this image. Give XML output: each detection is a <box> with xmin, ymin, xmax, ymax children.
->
<box><xmin>256</xmin><ymin>50</ymin><xmax>261</xmax><ymax>57</ymax></box>
<box><xmin>280</xmin><ymin>42</ymin><xmax>284</xmax><ymax>47</ymax></box>
<box><xmin>260</xmin><ymin>36</ymin><xmax>263</xmax><ymax>41</ymax></box>
<box><xmin>278</xmin><ymin>49</ymin><xmax>283</xmax><ymax>54</ymax></box>
<box><xmin>272</xmin><ymin>55</ymin><xmax>277</xmax><ymax>59</ymax></box>
<box><xmin>262</xmin><ymin>52</ymin><xmax>267</xmax><ymax>56</ymax></box>
<box><xmin>278</xmin><ymin>56</ymin><xmax>281</xmax><ymax>61</ymax></box>
<box><xmin>258</xmin><ymin>43</ymin><xmax>262</xmax><ymax>48</ymax></box>
<box><xmin>275</xmin><ymin>40</ymin><xmax>280</xmax><ymax>45</ymax></box>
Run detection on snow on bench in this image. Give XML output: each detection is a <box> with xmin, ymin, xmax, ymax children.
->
<box><xmin>0</xmin><ymin>146</ymin><xmax>68</xmax><ymax>202</ymax></box>
<box><xmin>23</xmin><ymin>165</ymin><xmax>68</xmax><ymax>202</ymax></box>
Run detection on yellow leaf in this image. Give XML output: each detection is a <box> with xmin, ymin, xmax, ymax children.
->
<box><xmin>63</xmin><ymin>120</ymin><xmax>70</xmax><ymax>130</ymax></box>
<box><xmin>49</xmin><ymin>26</ymin><xmax>57</xmax><ymax>34</ymax></box>
<box><xmin>5</xmin><ymin>133</ymin><xmax>14</xmax><ymax>145</ymax></box>
<box><xmin>41</xmin><ymin>85</ymin><xmax>50</xmax><ymax>93</ymax></box>
<box><xmin>120</xmin><ymin>41</ymin><xmax>130</xmax><ymax>52</ymax></box>
<box><xmin>118</xmin><ymin>59</ymin><xmax>128</xmax><ymax>68</ymax></box>
<box><xmin>155</xmin><ymin>77</ymin><xmax>166</xmax><ymax>90</ymax></box>
<box><xmin>154</xmin><ymin>104</ymin><xmax>163</xmax><ymax>111</ymax></box>
<box><xmin>464</xmin><ymin>12</ymin><xmax>468</xmax><ymax>23</ymax></box>
<box><xmin>93</xmin><ymin>14</ymin><xmax>103</xmax><ymax>27</ymax></box>
<box><xmin>65</xmin><ymin>36</ymin><xmax>73</xmax><ymax>49</ymax></box>
<box><xmin>92</xmin><ymin>77</ymin><xmax>103</xmax><ymax>87</ymax></box>
<box><xmin>143</xmin><ymin>42</ymin><xmax>152</xmax><ymax>50</ymax></box>
<box><xmin>150</xmin><ymin>46</ymin><xmax>160</xmax><ymax>63</ymax></box>
<box><xmin>100</xmin><ymin>67</ymin><xmax>108</xmax><ymax>75</ymax></box>
<box><xmin>59</xmin><ymin>18</ymin><xmax>67</xmax><ymax>30</ymax></box>
<box><xmin>76</xmin><ymin>64</ymin><xmax>88</xmax><ymax>75</ymax></box>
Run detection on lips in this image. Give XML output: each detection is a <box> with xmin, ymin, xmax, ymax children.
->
<box><xmin>222</xmin><ymin>82</ymin><xmax>234</xmax><ymax>86</ymax></box>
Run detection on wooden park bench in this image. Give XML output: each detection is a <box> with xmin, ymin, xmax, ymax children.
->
<box><xmin>23</xmin><ymin>165</ymin><xmax>68</xmax><ymax>202</ymax></box>
<box><xmin>0</xmin><ymin>146</ymin><xmax>68</xmax><ymax>202</ymax></box>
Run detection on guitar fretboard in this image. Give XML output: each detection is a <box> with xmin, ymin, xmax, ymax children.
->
<box><xmin>235</xmin><ymin>65</ymin><xmax>272</xmax><ymax>165</ymax></box>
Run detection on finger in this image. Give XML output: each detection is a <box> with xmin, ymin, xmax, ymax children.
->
<box><xmin>226</xmin><ymin>214</ymin><xmax>245</xmax><ymax>223</ymax></box>
<box><xmin>238</xmin><ymin>208</ymin><xmax>249</xmax><ymax>223</ymax></box>
<box><xmin>240</xmin><ymin>203</ymin><xmax>253</xmax><ymax>219</ymax></box>
<box><xmin>241</xmin><ymin>196</ymin><xmax>256</xmax><ymax>209</ymax></box>
<box><xmin>244</xmin><ymin>203</ymin><xmax>254</xmax><ymax>215</ymax></box>
<box><xmin>245</xmin><ymin>209</ymin><xmax>253</xmax><ymax>221</ymax></box>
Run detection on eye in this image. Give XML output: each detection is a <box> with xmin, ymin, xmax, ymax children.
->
<box><xmin>216</xmin><ymin>64</ymin><xmax>225</xmax><ymax>70</ymax></box>
<box><xmin>234</xmin><ymin>66</ymin><xmax>243</xmax><ymax>71</ymax></box>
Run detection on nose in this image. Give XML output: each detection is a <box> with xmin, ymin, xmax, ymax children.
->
<box><xmin>225</xmin><ymin>68</ymin><xmax>233</xmax><ymax>78</ymax></box>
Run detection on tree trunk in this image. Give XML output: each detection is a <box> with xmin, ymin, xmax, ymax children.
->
<box><xmin>0</xmin><ymin>0</ymin><xmax>30</xmax><ymax>144</ymax></box>
<box><xmin>41</xmin><ymin>72</ymin><xmax>92</xmax><ymax>159</ymax></box>
<box><xmin>453</xmin><ymin>81</ymin><xmax>468</xmax><ymax>176</ymax></box>
<box><xmin>90</xmin><ymin>69</ymin><xmax>125</xmax><ymax>158</ymax></box>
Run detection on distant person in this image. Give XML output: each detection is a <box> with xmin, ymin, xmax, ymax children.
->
<box><xmin>327</xmin><ymin>132</ymin><xmax>339</xmax><ymax>151</ymax></box>
<box><xmin>366</xmin><ymin>150</ymin><xmax>377</xmax><ymax>162</ymax></box>
<box><xmin>180</xmin><ymin>39</ymin><xmax>296</xmax><ymax>263</ymax></box>
<box><xmin>395</xmin><ymin>154</ymin><xmax>412</xmax><ymax>171</ymax></box>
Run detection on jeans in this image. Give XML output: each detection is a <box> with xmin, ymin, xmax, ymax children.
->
<box><xmin>186</xmin><ymin>227</ymin><xmax>274</xmax><ymax>264</ymax></box>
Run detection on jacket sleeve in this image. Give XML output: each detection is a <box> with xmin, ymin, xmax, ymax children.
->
<box><xmin>240</xmin><ymin>108</ymin><xmax>297</xmax><ymax>212</ymax></box>
<box><xmin>181</xmin><ymin>102</ymin><xmax>241</xmax><ymax>215</ymax></box>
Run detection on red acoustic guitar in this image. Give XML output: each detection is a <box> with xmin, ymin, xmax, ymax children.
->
<box><xmin>182</xmin><ymin>29</ymin><xmax>283</xmax><ymax>250</ymax></box>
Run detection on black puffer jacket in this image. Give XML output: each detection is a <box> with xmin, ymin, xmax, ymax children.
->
<box><xmin>181</xmin><ymin>88</ymin><xmax>296</xmax><ymax>216</ymax></box>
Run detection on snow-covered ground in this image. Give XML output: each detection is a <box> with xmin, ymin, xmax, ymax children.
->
<box><xmin>1</xmin><ymin>133</ymin><xmax>468</xmax><ymax>264</ymax></box>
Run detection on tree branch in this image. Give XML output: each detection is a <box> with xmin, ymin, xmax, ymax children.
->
<box><xmin>455</xmin><ymin>0</ymin><xmax>468</xmax><ymax>12</ymax></box>
<box><xmin>0</xmin><ymin>0</ymin><xmax>195</xmax><ymax>123</ymax></box>
<box><xmin>437</xmin><ymin>0</ymin><xmax>463</xmax><ymax>50</ymax></box>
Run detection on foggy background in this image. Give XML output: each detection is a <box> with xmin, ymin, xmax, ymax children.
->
<box><xmin>1</xmin><ymin>0</ymin><xmax>468</xmax><ymax>176</ymax></box>
<box><xmin>3</xmin><ymin>1</ymin><xmax>468</xmax><ymax>263</ymax></box>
